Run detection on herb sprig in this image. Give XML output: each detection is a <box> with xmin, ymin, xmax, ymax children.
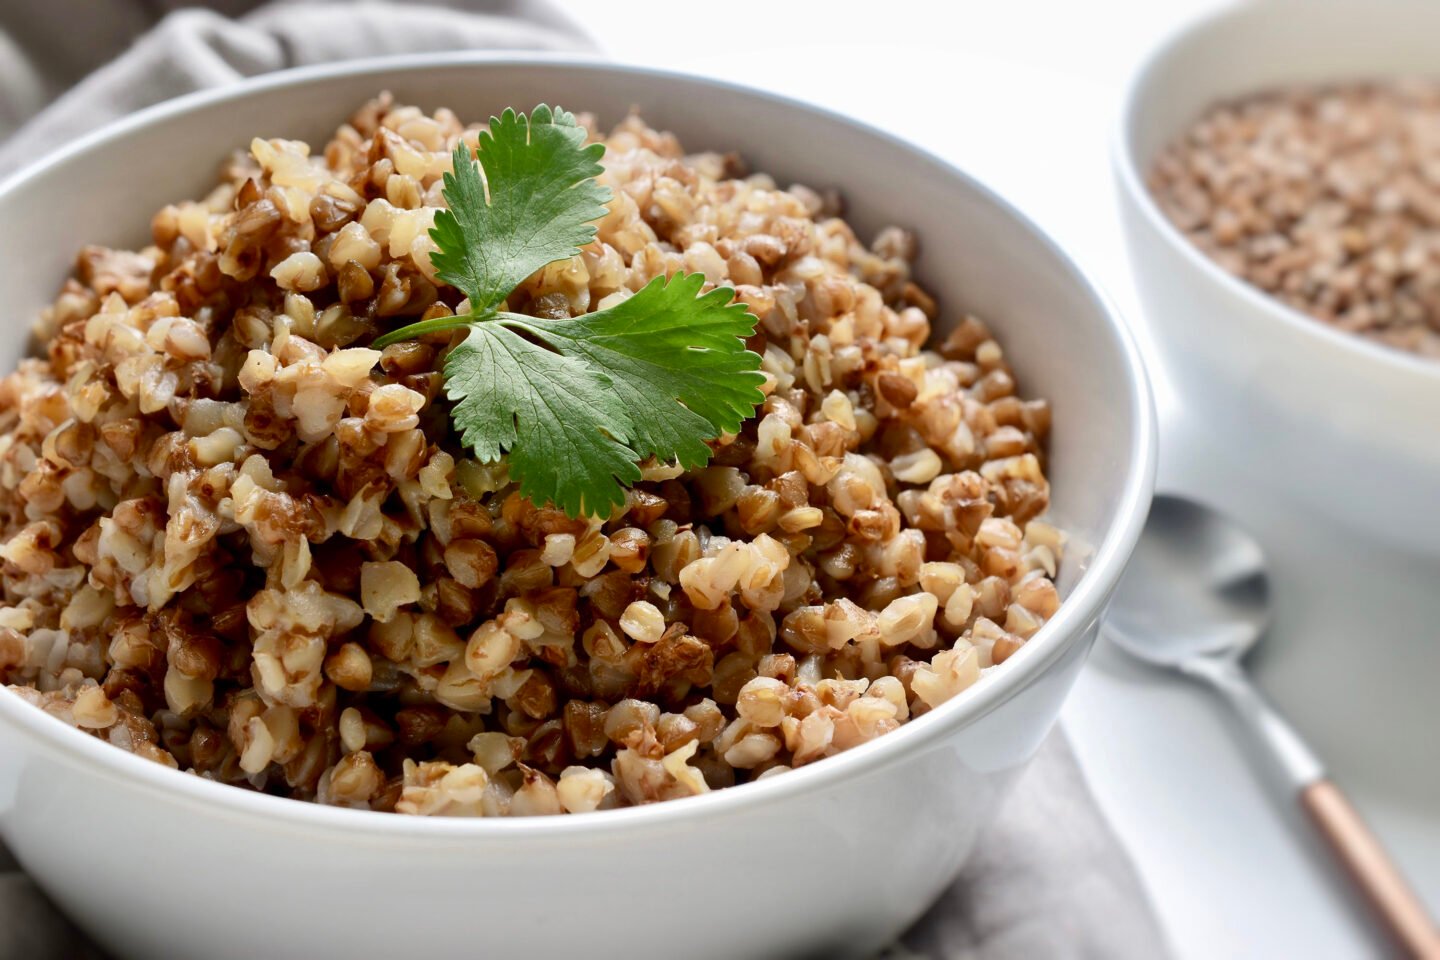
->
<box><xmin>375</xmin><ymin>105</ymin><xmax>765</xmax><ymax>518</ymax></box>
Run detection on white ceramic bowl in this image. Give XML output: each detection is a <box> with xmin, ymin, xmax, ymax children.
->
<box><xmin>1115</xmin><ymin>0</ymin><xmax>1440</xmax><ymax>554</ymax></box>
<box><xmin>0</xmin><ymin>54</ymin><xmax>1153</xmax><ymax>960</ymax></box>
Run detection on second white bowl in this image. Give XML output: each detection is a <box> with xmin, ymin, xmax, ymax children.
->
<box><xmin>1114</xmin><ymin>0</ymin><xmax>1440</xmax><ymax>555</ymax></box>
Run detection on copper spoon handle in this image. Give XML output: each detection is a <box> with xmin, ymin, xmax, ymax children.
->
<box><xmin>1301</xmin><ymin>780</ymin><xmax>1440</xmax><ymax>960</ymax></box>
<box><xmin>1185</xmin><ymin>658</ymin><xmax>1439</xmax><ymax>957</ymax></box>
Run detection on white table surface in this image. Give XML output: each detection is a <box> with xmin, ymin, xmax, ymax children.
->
<box><xmin>565</xmin><ymin>2</ymin><xmax>1440</xmax><ymax>956</ymax></box>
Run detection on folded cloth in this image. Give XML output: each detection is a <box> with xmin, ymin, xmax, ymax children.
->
<box><xmin>0</xmin><ymin>4</ymin><xmax>1169</xmax><ymax>958</ymax></box>
<box><xmin>0</xmin><ymin>0</ymin><xmax>592</xmax><ymax>172</ymax></box>
<box><xmin>0</xmin><ymin>846</ymin><xmax>106</xmax><ymax>960</ymax></box>
<box><xmin>896</xmin><ymin>732</ymin><xmax>1169</xmax><ymax>960</ymax></box>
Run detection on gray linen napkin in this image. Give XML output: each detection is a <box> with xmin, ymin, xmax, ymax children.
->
<box><xmin>897</xmin><ymin>733</ymin><xmax>1169</xmax><ymax>960</ymax></box>
<box><xmin>0</xmin><ymin>0</ymin><xmax>591</xmax><ymax>171</ymax></box>
<box><xmin>0</xmin><ymin>5</ymin><xmax>1169</xmax><ymax>958</ymax></box>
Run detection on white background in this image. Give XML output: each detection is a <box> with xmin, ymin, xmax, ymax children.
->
<box><xmin>565</xmin><ymin>2</ymin><xmax>1440</xmax><ymax>958</ymax></box>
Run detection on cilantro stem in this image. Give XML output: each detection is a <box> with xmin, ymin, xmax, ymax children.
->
<box><xmin>372</xmin><ymin>312</ymin><xmax>492</xmax><ymax>349</ymax></box>
<box><xmin>367</xmin><ymin>104</ymin><xmax>763</xmax><ymax>517</ymax></box>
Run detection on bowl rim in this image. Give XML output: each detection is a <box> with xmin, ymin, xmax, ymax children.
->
<box><xmin>0</xmin><ymin>50</ymin><xmax>1156</xmax><ymax>841</ymax></box>
<box><xmin>1111</xmin><ymin>0</ymin><xmax>1440</xmax><ymax>385</ymax></box>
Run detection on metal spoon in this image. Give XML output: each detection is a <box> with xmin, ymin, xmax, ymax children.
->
<box><xmin>1103</xmin><ymin>494</ymin><xmax>1440</xmax><ymax>960</ymax></box>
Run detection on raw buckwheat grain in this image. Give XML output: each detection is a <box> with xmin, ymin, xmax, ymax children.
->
<box><xmin>1149</xmin><ymin>79</ymin><xmax>1440</xmax><ymax>358</ymax></box>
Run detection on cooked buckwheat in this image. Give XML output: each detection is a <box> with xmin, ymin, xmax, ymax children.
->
<box><xmin>0</xmin><ymin>95</ymin><xmax>1062</xmax><ymax>815</ymax></box>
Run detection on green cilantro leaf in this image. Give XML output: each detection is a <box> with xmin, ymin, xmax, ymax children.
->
<box><xmin>504</xmin><ymin>273</ymin><xmax>765</xmax><ymax>469</ymax></box>
<box><xmin>445</xmin><ymin>323</ymin><xmax>642</xmax><ymax>517</ymax></box>
<box><xmin>375</xmin><ymin>105</ymin><xmax>766</xmax><ymax>517</ymax></box>
<box><xmin>428</xmin><ymin>104</ymin><xmax>610</xmax><ymax>313</ymax></box>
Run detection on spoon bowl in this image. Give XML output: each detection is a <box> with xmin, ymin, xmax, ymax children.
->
<box><xmin>1103</xmin><ymin>494</ymin><xmax>1440</xmax><ymax>957</ymax></box>
<box><xmin>1104</xmin><ymin>494</ymin><xmax>1271</xmax><ymax>667</ymax></box>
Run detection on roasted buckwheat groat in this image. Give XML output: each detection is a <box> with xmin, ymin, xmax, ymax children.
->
<box><xmin>0</xmin><ymin>96</ymin><xmax>1061</xmax><ymax>815</ymax></box>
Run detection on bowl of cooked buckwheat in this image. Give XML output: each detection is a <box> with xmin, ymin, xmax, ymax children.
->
<box><xmin>1115</xmin><ymin>0</ymin><xmax>1440</xmax><ymax>553</ymax></box>
<box><xmin>0</xmin><ymin>55</ymin><xmax>1153</xmax><ymax>960</ymax></box>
